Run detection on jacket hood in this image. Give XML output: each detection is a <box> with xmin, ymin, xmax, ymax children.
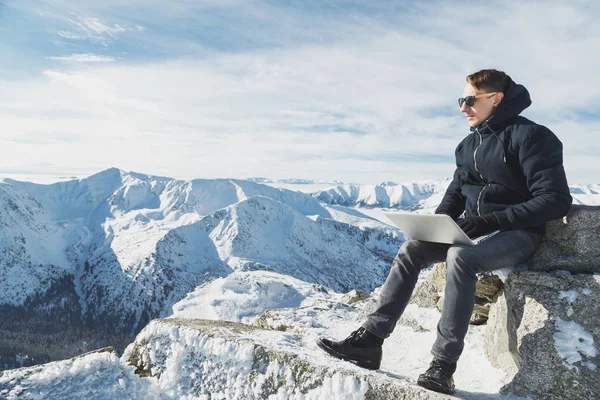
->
<box><xmin>471</xmin><ymin>77</ymin><xmax>532</xmax><ymax>163</ymax></box>
<box><xmin>485</xmin><ymin>77</ymin><xmax>532</xmax><ymax>131</ymax></box>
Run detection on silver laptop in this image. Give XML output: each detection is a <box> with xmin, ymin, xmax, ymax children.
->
<box><xmin>383</xmin><ymin>212</ymin><xmax>499</xmax><ymax>246</ymax></box>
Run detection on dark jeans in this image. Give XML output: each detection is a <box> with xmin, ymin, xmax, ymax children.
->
<box><xmin>362</xmin><ymin>229</ymin><xmax>543</xmax><ymax>363</ymax></box>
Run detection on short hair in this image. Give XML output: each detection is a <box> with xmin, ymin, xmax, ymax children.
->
<box><xmin>466</xmin><ymin>69</ymin><xmax>510</xmax><ymax>93</ymax></box>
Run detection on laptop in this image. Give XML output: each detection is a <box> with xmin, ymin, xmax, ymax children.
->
<box><xmin>383</xmin><ymin>212</ymin><xmax>499</xmax><ymax>246</ymax></box>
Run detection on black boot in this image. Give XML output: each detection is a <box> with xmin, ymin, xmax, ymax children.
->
<box><xmin>317</xmin><ymin>327</ymin><xmax>383</xmax><ymax>370</ymax></box>
<box><xmin>417</xmin><ymin>358</ymin><xmax>457</xmax><ymax>394</ymax></box>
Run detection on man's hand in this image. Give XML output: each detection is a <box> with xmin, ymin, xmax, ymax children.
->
<box><xmin>457</xmin><ymin>215</ymin><xmax>500</xmax><ymax>238</ymax></box>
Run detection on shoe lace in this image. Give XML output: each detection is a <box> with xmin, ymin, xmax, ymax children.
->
<box><xmin>345</xmin><ymin>327</ymin><xmax>365</xmax><ymax>343</ymax></box>
<box><xmin>428</xmin><ymin>358</ymin><xmax>455</xmax><ymax>376</ymax></box>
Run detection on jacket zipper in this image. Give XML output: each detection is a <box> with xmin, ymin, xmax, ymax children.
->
<box><xmin>473</xmin><ymin>128</ymin><xmax>485</xmax><ymax>180</ymax></box>
<box><xmin>476</xmin><ymin>184</ymin><xmax>488</xmax><ymax>216</ymax></box>
<box><xmin>474</xmin><ymin>127</ymin><xmax>487</xmax><ymax>216</ymax></box>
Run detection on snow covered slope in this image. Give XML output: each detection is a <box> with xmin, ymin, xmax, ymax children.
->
<box><xmin>0</xmin><ymin>168</ymin><xmax>402</xmax><ymax>369</ymax></box>
<box><xmin>0</xmin><ymin>271</ymin><xmax>520</xmax><ymax>399</ymax></box>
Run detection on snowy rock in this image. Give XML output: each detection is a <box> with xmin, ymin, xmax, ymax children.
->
<box><xmin>171</xmin><ymin>271</ymin><xmax>341</xmax><ymax>324</ymax></box>
<box><xmin>0</xmin><ymin>346</ymin><xmax>158</xmax><ymax>400</ymax></box>
<box><xmin>485</xmin><ymin>271</ymin><xmax>600</xmax><ymax>399</ymax></box>
<box><xmin>124</xmin><ymin>318</ymin><xmax>456</xmax><ymax>399</ymax></box>
<box><xmin>340</xmin><ymin>289</ymin><xmax>371</xmax><ymax>306</ymax></box>
<box><xmin>253</xmin><ymin>301</ymin><xmax>360</xmax><ymax>334</ymax></box>
<box><xmin>529</xmin><ymin>205</ymin><xmax>600</xmax><ymax>274</ymax></box>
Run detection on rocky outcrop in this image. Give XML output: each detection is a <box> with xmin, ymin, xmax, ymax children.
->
<box><xmin>125</xmin><ymin>318</ymin><xmax>455</xmax><ymax>399</ymax></box>
<box><xmin>485</xmin><ymin>271</ymin><xmax>599</xmax><ymax>400</ymax></box>
<box><xmin>411</xmin><ymin>263</ymin><xmax>446</xmax><ymax>310</ymax></box>
<box><xmin>529</xmin><ymin>205</ymin><xmax>600</xmax><ymax>274</ymax></box>
<box><xmin>340</xmin><ymin>289</ymin><xmax>370</xmax><ymax>306</ymax></box>
<box><xmin>410</xmin><ymin>263</ymin><xmax>504</xmax><ymax>324</ymax></box>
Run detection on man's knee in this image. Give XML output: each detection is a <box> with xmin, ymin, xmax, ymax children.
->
<box><xmin>446</xmin><ymin>246</ymin><xmax>479</xmax><ymax>273</ymax></box>
<box><xmin>398</xmin><ymin>239</ymin><xmax>422</xmax><ymax>256</ymax></box>
<box><xmin>396</xmin><ymin>239</ymin><xmax>431</xmax><ymax>262</ymax></box>
<box><xmin>395</xmin><ymin>239</ymin><xmax>445</xmax><ymax>270</ymax></box>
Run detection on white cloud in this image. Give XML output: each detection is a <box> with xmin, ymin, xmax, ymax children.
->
<box><xmin>48</xmin><ymin>53</ymin><xmax>116</xmax><ymax>63</ymax></box>
<box><xmin>54</xmin><ymin>17</ymin><xmax>141</xmax><ymax>46</ymax></box>
<box><xmin>1</xmin><ymin>0</ymin><xmax>599</xmax><ymax>184</ymax></box>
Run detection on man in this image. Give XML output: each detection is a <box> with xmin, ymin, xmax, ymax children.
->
<box><xmin>317</xmin><ymin>69</ymin><xmax>572</xmax><ymax>394</ymax></box>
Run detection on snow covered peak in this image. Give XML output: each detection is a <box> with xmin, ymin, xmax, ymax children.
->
<box><xmin>378</xmin><ymin>181</ymin><xmax>398</xmax><ymax>187</ymax></box>
<box><xmin>311</xmin><ymin>180</ymin><xmax>450</xmax><ymax>210</ymax></box>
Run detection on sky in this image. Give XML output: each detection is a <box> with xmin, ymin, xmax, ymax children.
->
<box><xmin>1</xmin><ymin>0</ymin><xmax>599</xmax><ymax>185</ymax></box>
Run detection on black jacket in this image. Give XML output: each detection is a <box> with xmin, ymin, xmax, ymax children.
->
<box><xmin>435</xmin><ymin>77</ymin><xmax>572</xmax><ymax>234</ymax></box>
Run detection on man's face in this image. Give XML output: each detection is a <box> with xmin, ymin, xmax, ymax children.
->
<box><xmin>460</xmin><ymin>83</ymin><xmax>503</xmax><ymax>128</ymax></box>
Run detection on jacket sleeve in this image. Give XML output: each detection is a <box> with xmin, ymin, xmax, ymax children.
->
<box><xmin>435</xmin><ymin>166</ymin><xmax>466</xmax><ymax>221</ymax></box>
<box><xmin>492</xmin><ymin>125</ymin><xmax>572</xmax><ymax>231</ymax></box>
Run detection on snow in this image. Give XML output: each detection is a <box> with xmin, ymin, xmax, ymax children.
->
<box><xmin>559</xmin><ymin>289</ymin><xmax>580</xmax><ymax>317</ymax></box>
<box><xmin>559</xmin><ymin>289</ymin><xmax>579</xmax><ymax>304</ymax></box>
<box><xmin>309</xmin><ymin>180</ymin><xmax>449</xmax><ymax>210</ymax></box>
<box><xmin>491</xmin><ymin>265</ymin><xmax>528</xmax><ymax>283</ymax></box>
<box><xmin>553</xmin><ymin>318</ymin><xmax>598</xmax><ymax>371</ymax></box>
<box><xmin>569</xmin><ymin>183</ymin><xmax>600</xmax><ymax>206</ymax></box>
<box><xmin>0</xmin><ymin>351</ymin><xmax>159</xmax><ymax>399</ymax></box>
<box><xmin>167</xmin><ymin>271</ymin><xmax>525</xmax><ymax>398</ymax></box>
<box><xmin>581</xmin><ymin>362</ymin><xmax>597</xmax><ymax>372</ymax></box>
<box><xmin>171</xmin><ymin>271</ymin><xmax>340</xmax><ymax>323</ymax></box>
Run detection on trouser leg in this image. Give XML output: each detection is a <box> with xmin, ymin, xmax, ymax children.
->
<box><xmin>431</xmin><ymin>229</ymin><xmax>543</xmax><ymax>363</ymax></box>
<box><xmin>362</xmin><ymin>239</ymin><xmax>450</xmax><ymax>338</ymax></box>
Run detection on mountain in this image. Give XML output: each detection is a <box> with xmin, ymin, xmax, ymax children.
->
<box><xmin>378</xmin><ymin>181</ymin><xmax>398</xmax><ymax>187</ymax></box>
<box><xmin>569</xmin><ymin>183</ymin><xmax>600</xmax><ymax>206</ymax></box>
<box><xmin>310</xmin><ymin>180</ymin><xmax>450</xmax><ymax>211</ymax></box>
<box><xmin>0</xmin><ymin>168</ymin><xmax>402</xmax><ymax>370</ymax></box>
<box><xmin>310</xmin><ymin>180</ymin><xmax>600</xmax><ymax>210</ymax></box>
<box><xmin>247</xmin><ymin>177</ymin><xmax>347</xmax><ymax>185</ymax></box>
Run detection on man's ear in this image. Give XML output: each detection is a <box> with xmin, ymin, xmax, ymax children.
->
<box><xmin>493</xmin><ymin>92</ymin><xmax>504</xmax><ymax>107</ymax></box>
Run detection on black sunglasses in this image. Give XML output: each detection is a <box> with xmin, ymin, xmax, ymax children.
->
<box><xmin>458</xmin><ymin>92</ymin><xmax>498</xmax><ymax>108</ymax></box>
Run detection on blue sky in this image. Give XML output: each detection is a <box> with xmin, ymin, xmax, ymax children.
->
<box><xmin>1</xmin><ymin>0</ymin><xmax>599</xmax><ymax>184</ymax></box>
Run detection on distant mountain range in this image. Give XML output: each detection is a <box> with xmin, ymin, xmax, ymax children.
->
<box><xmin>308</xmin><ymin>180</ymin><xmax>450</xmax><ymax>211</ymax></box>
<box><xmin>307</xmin><ymin>180</ymin><xmax>600</xmax><ymax>209</ymax></box>
<box><xmin>246</xmin><ymin>177</ymin><xmax>347</xmax><ymax>185</ymax></box>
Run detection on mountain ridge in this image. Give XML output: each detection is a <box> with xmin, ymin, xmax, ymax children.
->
<box><xmin>0</xmin><ymin>168</ymin><xmax>402</xmax><ymax>370</ymax></box>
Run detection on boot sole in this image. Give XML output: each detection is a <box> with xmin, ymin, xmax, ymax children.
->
<box><xmin>316</xmin><ymin>339</ymin><xmax>381</xmax><ymax>370</ymax></box>
<box><xmin>416</xmin><ymin>375</ymin><xmax>455</xmax><ymax>395</ymax></box>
